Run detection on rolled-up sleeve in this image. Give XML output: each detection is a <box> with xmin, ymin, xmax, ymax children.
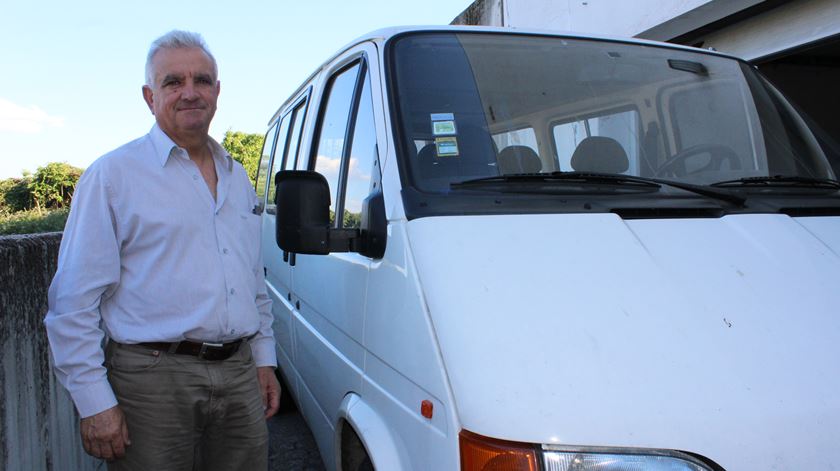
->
<box><xmin>44</xmin><ymin>163</ymin><xmax>121</xmax><ymax>418</ymax></box>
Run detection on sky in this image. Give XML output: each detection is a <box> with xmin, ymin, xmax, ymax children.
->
<box><xmin>0</xmin><ymin>0</ymin><xmax>472</xmax><ymax>179</ymax></box>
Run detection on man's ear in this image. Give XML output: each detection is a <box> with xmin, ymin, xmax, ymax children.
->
<box><xmin>142</xmin><ymin>85</ymin><xmax>155</xmax><ymax>114</ymax></box>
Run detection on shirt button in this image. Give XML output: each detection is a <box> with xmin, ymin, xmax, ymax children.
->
<box><xmin>222</xmin><ymin>248</ymin><xmax>229</xmax><ymax>254</ymax></box>
<box><xmin>231</xmin><ymin>329</ymin><xmax>236</xmax><ymax>334</ymax></box>
<box><xmin>230</xmin><ymin>288</ymin><xmax>236</xmax><ymax>295</ymax></box>
<box><xmin>193</xmin><ymin>175</ymin><xmax>199</xmax><ymax>180</ymax></box>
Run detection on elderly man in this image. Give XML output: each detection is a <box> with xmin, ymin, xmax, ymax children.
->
<box><xmin>45</xmin><ymin>30</ymin><xmax>280</xmax><ymax>470</ymax></box>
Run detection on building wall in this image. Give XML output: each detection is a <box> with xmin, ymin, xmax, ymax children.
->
<box><xmin>695</xmin><ymin>0</ymin><xmax>840</xmax><ymax>60</ymax></box>
<box><xmin>453</xmin><ymin>0</ymin><xmax>757</xmax><ymax>38</ymax></box>
<box><xmin>453</xmin><ymin>0</ymin><xmax>839</xmax><ymax>59</ymax></box>
<box><xmin>0</xmin><ymin>233</ymin><xmax>102</xmax><ymax>471</ymax></box>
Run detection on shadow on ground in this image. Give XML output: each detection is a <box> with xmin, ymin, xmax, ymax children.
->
<box><xmin>268</xmin><ymin>406</ymin><xmax>325</xmax><ymax>470</ymax></box>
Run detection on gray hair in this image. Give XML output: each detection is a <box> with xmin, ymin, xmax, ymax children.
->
<box><xmin>145</xmin><ymin>30</ymin><xmax>218</xmax><ymax>86</ymax></box>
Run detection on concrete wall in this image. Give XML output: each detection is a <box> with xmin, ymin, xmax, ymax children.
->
<box><xmin>0</xmin><ymin>233</ymin><xmax>102</xmax><ymax>471</ymax></box>
<box><xmin>453</xmin><ymin>0</ymin><xmax>764</xmax><ymax>40</ymax></box>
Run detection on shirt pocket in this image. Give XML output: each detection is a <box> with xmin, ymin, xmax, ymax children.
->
<box><xmin>242</xmin><ymin>211</ymin><xmax>262</xmax><ymax>259</ymax></box>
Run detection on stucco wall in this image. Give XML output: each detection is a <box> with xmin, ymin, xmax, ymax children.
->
<box><xmin>0</xmin><ymin>233</ymin><xmax>102</xmax><ymax>471</ymax></box>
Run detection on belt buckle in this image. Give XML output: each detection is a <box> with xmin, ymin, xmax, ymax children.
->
<box><xmin>199</xmin><ymin>341</ymin><xmax>224</xmax><ymax>360</ymax></box>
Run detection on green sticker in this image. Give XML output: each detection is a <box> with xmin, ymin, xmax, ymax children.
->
<box><xmin>432</xmin><ymin>120</ymin><xmax>457</xmax><ymax>136</ymax></box>
<box><xmin>435</xmin><ymin>137</ymin><xmax>459</xmax><ymax>157</ymax></box>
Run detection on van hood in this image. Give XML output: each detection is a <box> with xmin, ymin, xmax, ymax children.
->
<box><xmin>406</xmin><ymin>213</ymin><xmax>840</xmax><ymax>470</ymax></box>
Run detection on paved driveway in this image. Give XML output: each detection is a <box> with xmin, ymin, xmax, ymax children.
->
<box><xmin>267</xmin><ymin>407</ymin><xmax>325</xmax><ymax>470</ymax></box>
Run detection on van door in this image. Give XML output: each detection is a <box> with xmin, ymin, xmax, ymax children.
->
<box><xmin>289</xmin><ymin>44</ymin><xmax>382</xmax><ymax>448</ymax></box>
<box><xmin>261</xmin><ymin>93</ymin><xmax>310</xmax><ymax>370</ymax></box>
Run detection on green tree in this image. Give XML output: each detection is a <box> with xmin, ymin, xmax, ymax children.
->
<box><xmin>1</xmin><ymin>176</ymin><xmax>35</xmax><ymax>212</ymax></box>
<box><xmin>28</xmin><ymin>162</ymin><xmax>83</xmax><ymax>213</ymax></box>
<box><xmin>221</xmin><ymin>130</ymin><xmax>264</xmax><ymax>186</ymax></box>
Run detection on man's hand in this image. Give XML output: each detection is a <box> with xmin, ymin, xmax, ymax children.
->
<box><xmin>257</xmin><ymin>366</ymin><xmax>281</xmax><ymax>418</ymax></box>
<box><xmin>80</xmin><ymin>405</ymin><xmax>131</xmax><ymax>461</ymax></box>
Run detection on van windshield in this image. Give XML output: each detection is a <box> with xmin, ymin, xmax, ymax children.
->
<box><xmin>388</xmin><ymin>32</ymin><xmax>837</xmax><ymax>216</ymax></box>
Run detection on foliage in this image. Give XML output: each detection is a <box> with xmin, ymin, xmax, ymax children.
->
<box><xmin>28</xmin><ymin>162</ymin><xmax>83</xmax><ymax>212</ymax></box>
<box><xmin>0</xmin><ymin>208</ymin><xmax>70</xmax><ymax>235</ymax></box>
<box><xmin>1</xmin><ymin>177</ymin><xmax>35</xmax><ymax>212</ymax></box>
<box><xmin>343</xmin><ymin>210</ymin><xmax>361</xmax><ymax>228</ymax></box>
<box><xmin>222</xmin><ymin>130</ymin><xmax>264</xmax><ymax>186</ymax></box>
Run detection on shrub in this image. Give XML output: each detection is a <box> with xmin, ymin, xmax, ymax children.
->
<box><xmin>0</xmin><ymin>208</ymin><xmax>70</xmax><ymax>235</ymax></box>
<box><xmin>29</xmin><ymin>162</ymin><xmax>83</xmax><ymax>212</ymax></box>
<box><xmin>1</xmin><ymin>177</ymin><xmax>35</xmax><ymax>212</ymax></box>
<box><xmin>221</xmin><ymin>130</ymin><xmax>263</xmax><ymax>186</ymax></box>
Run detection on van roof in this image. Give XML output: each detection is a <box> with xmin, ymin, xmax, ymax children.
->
<box><xmin>267</xmin><ymin>25</ymin><xmax>743</xmax><ymax>126</ymax></box>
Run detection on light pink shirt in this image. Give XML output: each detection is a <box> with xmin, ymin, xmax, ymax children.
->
<box><xmin>45</xmin><ymin>124</ymin><xmax>276</xmax><ymax>418</ymax></box>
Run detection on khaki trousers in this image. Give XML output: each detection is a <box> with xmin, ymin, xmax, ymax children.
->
<box><xmin>105</xmin><ymin>341</ymin><xmax>268</xmax><ymax>471</ymax></box>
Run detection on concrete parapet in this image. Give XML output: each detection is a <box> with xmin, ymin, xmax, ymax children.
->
<box><xmin>0</xmin><ymin>233</ymin><xmax>101</xmax><ymax>470</ymax></box>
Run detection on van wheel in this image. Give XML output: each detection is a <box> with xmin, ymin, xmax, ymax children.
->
<box><xmin>357</xmin><ymin>456</ymin><xmax>374</xmax><ymax>471</ymax></box>
<box><xmin>341</xmin><ymin>422</ymin><xmax>374</xmax><ymax>470</ymax></box>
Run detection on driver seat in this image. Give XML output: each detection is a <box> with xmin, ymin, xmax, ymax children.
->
<box><xmin>570</xmin><ymin>136</ymin><xmax>629</xmax><ymax>174</ymax></box>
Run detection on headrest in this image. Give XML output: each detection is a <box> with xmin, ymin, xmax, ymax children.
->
<box><xmin>497</xmin><ymin>145</ymin><xmax>542</xmax><ymax>174</ymax></box>
<box><xmin>570</xmin><ymin>136</ymin><xmax>629</xmax><ymax>174</ymax></box>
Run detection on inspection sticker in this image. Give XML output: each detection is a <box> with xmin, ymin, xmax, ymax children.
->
<box><xmin>431</xmin><ymin>112</ymin><xmax>457</xmax><ymax>136</ymax></box>
<box><xmin>435</xmin><ymin>136</ymin><xmax>459</xmax><ymax>157</ymax></box>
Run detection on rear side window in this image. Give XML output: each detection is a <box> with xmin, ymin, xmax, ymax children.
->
<box><xmin>552</xmin><ymin>109</ymin><xmax>640</xmax><ymax>173</ymax></box>
<box><xmin>492</xmin><ymin>127</ymin><xmax>538</xmax><ymax>154</ymax></box>
<box><xmin>312</xmin><ymin>62</ymin><xmax>362</xmax><ymax>226</ymax></box>
<box><xmin>267</xmin><ymin>99</ymin><xmax>309</xmax><ymax>212</ymax></box>
<box><xmin>255</xmin><ymin>123</ymin><xmax>279</xmax><ymax>206</ymax></box>
<box><xmin>285</xmin><ymin>101</ymin><xmax>308</xmax><ymax>171</ymax></box>
<box><xmin>264</xmin><ymin>113</ymin><xmax>291</xmax><ymax>213</ymax></box>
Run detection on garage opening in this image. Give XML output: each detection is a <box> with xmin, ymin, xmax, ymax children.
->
<box><xmin>755</xmin><ymin>34</ymin><xmax>840</xmax><ymax>177</ymax></box>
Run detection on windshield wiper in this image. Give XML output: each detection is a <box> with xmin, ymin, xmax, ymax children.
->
<box><xmin>452</xmin><ymin>172</ymin><xmax>746</xmax><ymax>206</ymax></box>
<box><xmin>711</xmin><ymin>175</ymin><xmax>840</xmax><ymax>189</ymax></box>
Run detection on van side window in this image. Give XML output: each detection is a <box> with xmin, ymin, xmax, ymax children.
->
<box><xmin>552</xmin><ymin>109</ymin><xmax>640</xmax><ymax>174</ymax></box>
<box><xmin>255</xmin><ymin>122</ymin><xmax>279</xmax><ymax>207</ymax></box>
<box><xmin>312</xmin><ymin>62</ymin><xmax>362</xmax><ymax>226</ymax></box>
<box><xmin>285</xmin><ymin>100</ymin><xmax>308</xmax><ymax>171</ymax></box>
<box><xmin>267</xmin><ymin>99</ymin><xmax>308</xmax><ymax>212</ymax></box>
<box><xmin>264</xmin><ymin>113</ymin><xmax>291</xmax><ymax>213</ymax></box>
<box><xmin>669</xmin><ymin>83</ymin><xmax>753</xmax><ymax>173</ymax></box>
<box><xmin>341</xmin><ymin>72</ymin><xmax>379</xmax><ymax>229</ymax></box>
<box><xmin>492</xmin><ymin>127</ymin><xmax>538</xmax><ymax>155</ymax></box>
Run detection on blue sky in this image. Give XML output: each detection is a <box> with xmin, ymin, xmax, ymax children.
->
<box><xmin>0</xmin><ymin>0</ymin><xmax>471</xmax><ymax>179</ymax></box>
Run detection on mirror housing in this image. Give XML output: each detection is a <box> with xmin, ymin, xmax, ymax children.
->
<box><xmin>358</xmin><ymin>191</ymin><xmax>386</xmax><ymax>259</ymax></box>
<box><xmin>274</xmin><ymin>170</ymin><xmax>362</xmax><ymax>255</ymax></box>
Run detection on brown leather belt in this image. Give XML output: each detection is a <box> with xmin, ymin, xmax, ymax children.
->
<box><xmin>136</xmin><ymin>339</ymin><xmax>245</xmax><ymax>361</ymax></box>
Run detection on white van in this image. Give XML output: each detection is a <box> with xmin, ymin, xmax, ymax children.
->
<box><xmin>255</xmin><ymin>26</ymin><xmax>840</xmax><ymax>471</ymax></box>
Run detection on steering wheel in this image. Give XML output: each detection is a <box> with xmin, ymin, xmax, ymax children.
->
<box><xmin>655</xmin><ymin>144</ymin><xmax>741</xmax><ymax>178</ymax></box>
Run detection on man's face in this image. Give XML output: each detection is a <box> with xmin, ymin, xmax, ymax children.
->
<box><xmin>142</xmin><ymin>47</ymin><xmax>219</xmax><ymax>139</ymax></box>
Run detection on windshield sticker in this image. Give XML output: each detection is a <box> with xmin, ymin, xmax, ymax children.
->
<box><xmin>435</xmin><ymin>137</ymin><xmax>459</xmax><ymax>157</ymax></box>
<box><xmin>431</xmin><ymin>112</ymin><xmax>457</xmax><ymax>136</ymax></box>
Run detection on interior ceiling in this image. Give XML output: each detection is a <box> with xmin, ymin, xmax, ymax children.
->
<box><xmin>459</xmin><ymin>36</ymin><xmax>727</xmax><ymax>119</ymax></box>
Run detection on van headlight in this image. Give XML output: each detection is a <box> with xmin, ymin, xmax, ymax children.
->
<box><xmin>459</xmin><ymin>430</ymin><xmax>717</xmax><ymax>471</ymax></box>
<box><xmin>543</xmin><ymin>446</ymin><xmax>714</xmax><ymax>471</ymax></box>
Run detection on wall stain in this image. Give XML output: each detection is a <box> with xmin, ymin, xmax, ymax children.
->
<box><xmin>0</xmin><ymin>233</ymin><xmax>102</xmax><ymax>471</ymax></box>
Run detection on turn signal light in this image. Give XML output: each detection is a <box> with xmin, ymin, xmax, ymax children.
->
<box><xmin>460</xmin><ymin>430</ymin><xmax>539</xmax><ymax>471</ymax></box>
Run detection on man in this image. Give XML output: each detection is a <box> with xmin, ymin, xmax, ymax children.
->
<box><xmin>45</xmin><ymin>30</ymin><xmax>280</xmax><ymax>470</ymax></box>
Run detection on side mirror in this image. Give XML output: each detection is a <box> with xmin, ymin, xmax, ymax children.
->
<box><xmin>358</xmin><ymin>191</ymin><xmax>386</xmax><ymax>259</ymax></box>
<box><xmin>274</xmin><ymin>170</ymin><xmax>359</xmax><ymax>255</ymax></box>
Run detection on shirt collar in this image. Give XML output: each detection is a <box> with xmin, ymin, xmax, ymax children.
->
<box><xmin>148</xmin><ymin>123</ymin><xmax>233</xmax><ymax>173</ymax></box>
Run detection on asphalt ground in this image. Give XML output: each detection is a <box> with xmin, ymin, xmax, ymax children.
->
<box><xmin>267</xmin><ymin>406</ymin><xmax>326</xmax><ymax>470</ymax></box>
